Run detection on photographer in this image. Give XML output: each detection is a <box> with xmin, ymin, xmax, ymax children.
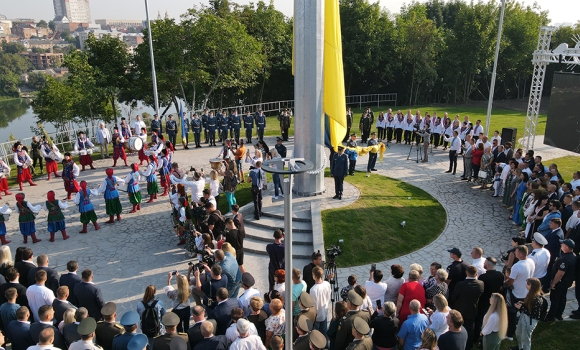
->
<box><xmin>171</xmin><ymin>168</ymin><xmax>205</xmax><ymax>204</ymax></box>
<box><xmin>415</xmin><ymin>126</ymin><xmax>432</xmax><ymax>163</ymax></box>
<box><xmin>192</xmin><ymin>264</ymin><xmax>228</xmax><ymax>309</ymax></box>
<box><xmin>203</xmin><ymin>249</ymin><xmax>242</xmax><ymax>299</ymax></box>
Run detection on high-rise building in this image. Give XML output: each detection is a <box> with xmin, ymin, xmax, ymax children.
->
<box><xmin>53</xmin><ymin>0</ymin><xmax>91</xmax><ymax>31</ymax></box>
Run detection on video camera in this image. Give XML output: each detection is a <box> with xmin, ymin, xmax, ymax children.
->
<box><xmin>326</xmin><ymin>245</ymin><xmax>342</xmax><ymax>260</ymax></box>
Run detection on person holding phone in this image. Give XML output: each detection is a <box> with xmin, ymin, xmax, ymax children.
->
<box><xmin>365</xmin><ymin>266</ymin><xmax>388</xmax><ymax>312</ymax></box>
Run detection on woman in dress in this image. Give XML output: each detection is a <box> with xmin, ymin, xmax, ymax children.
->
<box><xmin>526</xmin><ymin>194</ymin><xmax>550</xmax><ymax>242</ymax></box>
<box><xmin>480</xmin><ymin>146</ymin><xmax>494</xmax><ymax>189</ymax></box>
<box><xmin>428</xmin><ymin>294</ymin><xmax>450</xmax><ymax>338</ymax></box>
<box><xmin>514</xmin><ymin>278</ymin><xmax>544</xmax><ymax>350</ymax></box>
<box><xmin>480</xmin><ymin>293</ymin><xmax>508</xmax><ymax>350</ymax></box>
<box><xmin>209</xmin><ymin>170</ymin><xmax>221</xmax><ymax>211</ymax></box>
<box><xmin>503</xmin><ymin>163</ymin><xmax>517</xmax><ymax>206</ymax></box>
<box><xmin>471</xmin><ymin>143</ymin><xmax>484</xmax><ymax>184</ymax></box>
<box><xmin>384</xmin><ymin>264</ymin><xmax>405</xmax><ymax>303</ymax></box>
<box><xmin>136</xmin><ymin>285</ymin><xmax>166</xmax><ymax>341</ymax></box>
<box><xmin>164</xmin><ymin>272</ymin><xmax>192</xmax><ymax>332</ymax></box>
<box><xmin>396</xmin><ymin>270</ymin><xmax>426</xmax><ymax>323</ymax></box>
<box><xmin>511</xmin><ymin>173</ymin><xmax>530</xmax><ymax>225</ymax></box>
<box><xmin>265</xmin><ymin>298</ymin><xmax>285</xmax><ymax>348</ymax></box>
<box><xmin>218</xmin><ymin>160</ymin><xmax>237</xmax><ymax>213</ymax></box>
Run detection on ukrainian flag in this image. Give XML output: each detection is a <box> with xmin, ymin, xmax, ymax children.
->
<box><xmin>323</xmin><ymin>0</ymin><xmax>347</xmax><ymax>151</ymax></box>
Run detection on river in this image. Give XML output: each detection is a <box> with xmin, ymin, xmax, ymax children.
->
<box><xmin>0</xmin><ymin>99</ymin><xmax>180</xmax><ymax>142</ymax></box>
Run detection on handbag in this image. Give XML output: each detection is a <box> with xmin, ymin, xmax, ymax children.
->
<box><xmin>478</xmin><ymin>170</ymin><xmax>488</xmax><ymax>179</ymax></box>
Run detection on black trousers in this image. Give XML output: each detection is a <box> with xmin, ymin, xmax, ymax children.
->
<box><xmin>281</xmin><ymin>127</ymin><xmax>289</xmax><ymax>141</ymax></box>
<box><xmin>362</xmin><ymin>128</ymin><xmax>370</xmax><ymax>142</ymax></box>
<box><xmin>507</xmin><ymin>297</ymin><xmax>523</xmax><ymax>337</ymax></box>
<box><xmin>257</xmin><ymin>127</ymin><xmax>265</xmax><ymax>141</ymax></box>
<box><xmin>404</xmin><ymin>130</ymin><xmax>412</xmax><ymax>144</ymax></box>
<box><xmin>348</xmin><ymin>160</ymin><xmax>356</xmax><ymax>175</ymax></box>
<box><xmin>208</xmin><ymin>130</ymin><xmax>216</xmax><ymax>145</ymax></box>
<box><xmin>245</xmin><ymin>128</ymin><xmax>252</xmax><ymax>143</ymax></box>
<box><xmin>386</xmin><ymin>127</ymin><xmax>393</xmax><ymax>141</ymax></box>
<box><xmin>233</xmin><ymin>128</ymin><xmax>241</xmax><ymax>143</ymax></box>
<box><xmin>221</xmin><ymin>129</ymin><xmax>229</xmax><ymax>142</ymax></box>
<box><xmin>168</xmin><ymin>132</ymin><xmax>177</xmax><ymax>148</ymax></box>
<box><xmin>193</xmin><ymin>131</ymin><xmax>201</xmax><ymax>146</ymax></box>
<box><xmin>32</xmin><ymin>156</ymin><xmax>43</xmax><ymax>173</ymax></box>
<box><xmin>463</xmin><ymin>317</ymin><xmax>475</xmax><ymax>350</ymax></box>
<box><xmin>367</xmin><ymin>153</ymin><xmax>377</xmax><ymax>172</ymax></box>
<box><xmin>433</xmin><ymin>133</ymin><xmax>441</xmax><ymax>147</ymax></box>
<box><xmin>172</xmin><ymin>306</ymin><xmax>191</xmax><ymax>333</ymax></box>
<box><xmin>343</xmin><ymin>127</ymin><xmax>351</xmax><ymax>142</ymax></box>
<box><xmin>334</xmin><ymin>176</ymin><xmax>344</xmax><ymax>196</ymax></box>
<box><xmin>448</xmin><ymin>150</ymin><xmax>458</xmax><ymax>173</ymax></box>
<box><xmin>251</xmin><ymin>186</ymin><xmax>262</xmax><ymax>218</ymax></box>
<box><xmin>377</xmin><ymin>127</ymin><xmax>385</xmax><ymax>140</ymax></box>
<box><xmin>204</xmin><ymin>129</ymin><xmax>208</xmax><ymax>143</ymax></box>
<box><xmin>548</xmin><ymin>284</ymin><xmax>569</xmax><ymax>318</ymax></box>
<box><xmin>395</xmin><ymin>128</ymin><xmax>403</xmax><ymax>143</ymax></box>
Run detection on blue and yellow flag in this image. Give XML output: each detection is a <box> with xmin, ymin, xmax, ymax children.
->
<box><xmin>323</xmin><ymin>0</ymin><xmax>347</xmax><ymax>151</ymax></box>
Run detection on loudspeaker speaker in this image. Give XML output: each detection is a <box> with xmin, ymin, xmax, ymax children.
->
<box><xmin>501</xmin><ymin>128</ymin><xmax>517</xmax><ymax>146</ymax></box>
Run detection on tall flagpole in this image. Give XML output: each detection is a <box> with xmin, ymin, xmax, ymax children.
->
<box><xmin>144</xmin><ymin>0</ymin><xmax>160</xmax><ymax>117</ymax></box>
<box><xmin>485</xmin><ymin>0</ymin><xmax>506</xmax><ymax>137</ymax></box>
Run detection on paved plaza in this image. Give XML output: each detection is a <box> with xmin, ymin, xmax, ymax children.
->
<box><xmin>2</xmin><ymin>133</ymin><xmax>579</xmax><ymax>319</ymax></box>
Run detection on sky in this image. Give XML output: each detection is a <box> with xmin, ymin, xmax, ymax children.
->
<box><xmin>2</xmin><ymin>0</ymin><xmax>579</xmax><ymax>26</ymax></box>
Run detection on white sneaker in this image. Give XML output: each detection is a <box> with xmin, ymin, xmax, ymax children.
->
<box><xmin>280</xmin><ymin>194</ymin><xmax>284</xmax><ymax>198</ymax></box>
<box><xmin>272</xmin><ymin>196</ymin><xmax>278</xmax><ymax>199</ymax></box>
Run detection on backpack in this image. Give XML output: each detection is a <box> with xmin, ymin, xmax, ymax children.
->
<box><xmin>537</xmin><ymin>295</ymin><xmax>549</xmax><ymax>322</ymax></box>
<box><xmin>230</xmin><ymin>175</ymin><xmax>239</xmax><ymax>191</ymax></box>
<box><xmin>210</xmin><ymin>210</ymin><xmax>226</xmax><ymax>236</ymax></box>
<box><xmin>141</xmin><ymin>300</ymin><xmax>160</xmax><ymax>337</ymax></box>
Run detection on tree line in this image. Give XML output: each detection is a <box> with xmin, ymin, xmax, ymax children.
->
<box><xmin>29</xmin><ymin>0</ymin><xmax>580</xmax><ymax>132</ymax></box>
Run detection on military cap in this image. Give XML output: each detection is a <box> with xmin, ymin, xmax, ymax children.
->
<box><xmin>353</xmin><ymin>316</ymin><xmax>370</xmax><ymax>335</ymax></box>
<box><xmin>120</xmin><ymin>311</ymin><xmax>140</xmax><ymax>326</ymax></box>
<box><xmin>101</xmin><ymin>302</ymin><xmax>117</xmax><ymax>316</ymax></box>
<box><xmin>299</xmin><ymin>291</ymin><xmax>315</xmax><ymax>308</ymax></box>
<box><xmin>127</xmin><ymin>334</ymin><xmax>148</xmax><ymax>350</ymax></box>
<box><xmin>350</xmin><ymin>133</ymin><xmax>356</xmax><ymax>136</ymax></box>
<box><xmin>337</xmin><ymin>145</ymin><xmax>345</xmax><ymax>150</ymax></box>
<box><xmin>533</xmin><ymin>232</ymin><xmax>548</xmax><ymax>245</ymax></box>
<box><xmin>169</xmin><ymin>336</ymin><xmax>187</xmax><ymax>350</ymax></box>
<box><xmin>347</xmin><ymin>290</ymin><xmax>363</xmax><ymax>306</ymax></box>
<box><xmin>309</xmin><ymin>330</ymin><xmax>326</xmax><ymax>349</ymax></box>
<box><xmin>296</xmin><ymin>315</ymin><xmax>313</xmax><ymax>332</ymax></box>
<box><xmin>371</xmin><ymin>132</ymin><xmax>376</xmax><ymax>135</ymax></box>
<box><xmin>162</xmin><ymin>312</ymin><xmax>180</xmax><ymax>326</ymax></box>
<box><xmin>276</xmin><ymin>137</ymin><xmax>283</xmax><ymax>141</ymax></box>
<box><xmin>77</xmin><ymin>317</ymin><xmax>97</xmax><ymax>335</ymax></box>
<box><xmin>241</xmin><ymin>272</ymin><xmax>255</xmax><ymax>287</ymax></box>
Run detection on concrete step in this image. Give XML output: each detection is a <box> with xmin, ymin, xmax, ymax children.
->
<box><xmin>244</xmin><ymin>225</ymin><xmax>312</xmax><ymax>245</ymax></box>
<box><xmin>243</xmin><ymin>237</ymin><xmax>313</xmax><ymax>259</ymax></box>
<box><xmin>245</xmin><ymin>216</ymin><xmax>313</xmax><ymax>233</ymax></box>
<box><xmin>260</xmin><ymin>206</ymin><xmax>311</xmax><ymax>222</ymax></box>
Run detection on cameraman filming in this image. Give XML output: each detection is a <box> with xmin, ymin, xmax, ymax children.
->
<box><xmin>191</xmin><ymin>263</ymin><xmax>228</xmax><ymax>309</ymax></box>
<box><xmin>202</xmin><ymin>249</ymin><xmax>242</xmax><ymax>299</ymax></box>
<box><xmin>415</xmin><ymin>126</ymin><xmax>432</xmax><ymax>163</ymax></box>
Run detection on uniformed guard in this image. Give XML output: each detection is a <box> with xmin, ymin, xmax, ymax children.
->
<box><xmin>166</xmin><ymin>115</ymin><xmax>177</xmax><ymax>150</ymax></box>
<box><xmin>207</xmin><ymin>112</ymin><xmax>218</xmax><ymax>147</ymax></box>
<box><xmin>69</xmin><ymin>317</ymin><xmax>102</xmax><ymax>350</ymax></box>
<box><xmin>334</xmin><ymin>290</ymin><xmax>370</xmax><ymax>350</ymax></box>
<box><xmin>127</xmin><ymin>334</ymin><xmax>148</xmax><ymax>350</ymax></box>
<box><xmin>345</xmin><ymin>317</ymin><xmax>372</xmax><ymax>350</ymax></box>
<box><xmin>95</xmin><ymin>302</ymin><xmax>124</xmax><ymax>350</ymax></box>
<box><xmin>112</xmin><ymin>311</ymin><xmax>140</xmax><ymax>350</ymax></box>
<box><xmin>243</xmin><ymin>111</ymin><xmax>254</xmax><ymax>143</ymax></box>
<box><xmin>169</xmin><ymin>337</ymin><xmax>188</xmax><ymax>350</ymax></box>
<box><xmin>255</xmin><ymin>109</ymin><xmax>266</xmax><ymax>141</ymax></box>
<box><xmin>309</xmin><ymin>330</ymin><xmax>327</xmax><ymax>350</ymax></box>
<box><xmin>190</xmin><ymin>114</ymin><xmax>202</xmax><ymax>148</ymax></box>
<box><xmin>201</xmin><ymin>110</ymin><xmax>209</xmax><ymax>144</ymax></box>
<box><xmin>230</xmin><ymin>110</ymin><xmax>241</xmax><ymax>143</ymax></box>
<box><xmin>331</xmin><ymin>146</ymin><xmax>349</xmax><ymax>200</ymax></box>
<box><xmin>293</xmin><ymin>315</ymin><xmax>313</xmax><ymax>350</ymax></box>
<box><xmin>219</xmin><ymin>111</ymin><xmax>230</xmax><ymax>144</ymax></box>
<box><xmin>277</xmin><ymin>109</ymin><xmax>292</xmax><ymax>141</ymax></box>
<box><xmin>293</xmin><ymin>291</ymin><xmax>316</xmax><ymax>341</ymax></box>
<box><xmin>153</xmin><ymin>312</ymin><xmax>189</xmax><ymax>350</ymax></box>
<box><xmin>359</xmin><ymin>112</ymin><xmax>372</xmax><ymax>143</ymax></box>
<box><xmin>216</xmin><ymin>109</ymin><xmax>224</xmax><ymax>142</ymax></box>
<box><xmin>183</xmin><ymin>115</ymin><xmax>190</xmax><ymax>149</ymax></box>
<box><xmin>151</xmin><ymin>114</ymin><xmax>162</xmax><ymax>138</ymax></box>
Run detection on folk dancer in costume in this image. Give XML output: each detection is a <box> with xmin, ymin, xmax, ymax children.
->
<box><xmin>14</xmin><ymin>193</ymin><xmax>41</xmax><ymax>243</ymax></box>
<box><xmin>111</xmin><ymin>127</ymin><xmax>128</xmax><ymax>167</ymax></box>
<box><xmin>0</xmin><ymin>158</ymin><xmax>12</xmax><ymax>199</ymax></box>
<box><xmin>61</xmin><ymin>153</ymin><xmax>80</xmax><ymax>200</ymax></box>
<box><xmin>40</xmin><ymin>136</ymin><xmax>61</xmax><ymax>180</ymax></box>
<box><xmin>0</xmin><ymin>204</ymin><xmax>12</xmax><ymax>245</ymax></box>
<box><xmin>74</xmin><ymin>181</ymin><xmax>100</xmax><ymax>233</ymax></box>
<box><xmin>124</xmin><ymin>164</ymin><xmax>142</xmax><ymax>213</ymax></box>
<box><xmin>120</xmin><ymin>117</ymin><xmax>132</xmax><ymax>153</ymax></box>
<box><xmin>98</xmin><ymin>168</ymin><xmax>125</xmax><ymax>223</ymax></box>
<box><xmin>140</xmin><ymin>155</ymin><xmax>159</xmax><ymax>203</ymax></box>
<box><xmin>158</xmin><ymin>149</ymin><xmax>171</xmax><ymax>197</ymax></box>
<box><xmin>43</xmin><ymin>190</ymin><xmax>70</xmax><ymax>242</ymax></box>
<box><xmin>74</xmin><ymin>131</ymin><xmax>95</xmax><ymax>171</ymax></box>
<box><xmin>137</xmin><ymin>127</ymin><xmax>149</xmax><ymax>165</ymax></box>
<box><xmin>149</xmin><ymin>131</ymin><xmax>164</xmax><ymax>157</ymax></box>
<box><xmin>13</xmin><ymin>142</ymin><xmax>37</xmax><ymax>191</ymax></box>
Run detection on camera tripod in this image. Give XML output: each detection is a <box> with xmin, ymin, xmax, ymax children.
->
<box><xmin>406</xmin><ymin>142</ymin><xmax>423</xmax><ymax>163</ymax></box>
<box><xmin>324</xmin><ymin>258</ymin><xmax>340</xmax><ymax>315</ymax></box>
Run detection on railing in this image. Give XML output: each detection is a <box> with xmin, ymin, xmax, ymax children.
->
<box><xmin>345</xmin><ymin>94</ymin><xmax>398</xmax><ymax>109</ymax></box>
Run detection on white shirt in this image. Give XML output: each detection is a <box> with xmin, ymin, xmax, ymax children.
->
<box><xmin>429</xmin><ymin>309</ymin><xmax>450</xmax><ymax>338</ymax></box>
<box><xmin>490</xmin><ymin>136</ymin><xmax>501</xmax><ymax>145</ymax></box>
<box><xmin>238</xmin><ymin>288</ymin><xmax>261</xmax><ymax>317</ymax></box>
<box><xmin>229</xmin><ymin>334</ymin><xmax>266</xmax><ymax>350</ymax></box>
<box><xmin>529</xmin><ymin>248</ymin><xmax>551</xmax><ymax>279</ymax></box>
<box><xmin>570</xmin><ymin>179</ymin><xmax>580</xmax><ymax>190</ymax></box>
<box><xmin>225</xmin><ymin>322</ymin><xmax>258</xmax><ymax>346</ymax></box>
<box><xmin>473</xmin><ymin>124</ymin><xmax>484</xmax><ymax>135</ymax></box>
<box><xmin>509</xmin><ymin>258</ymin><xmax>535</xmax><ymax>298</ymax></box>
<box><xmin>566</xmin><ymin>210</ymin><xmax>580</xmax><ymax>231</ymax></box>
<box><xmin>27</xmin><ymin>345</ymin><xmax>61</xmax><ymax>350</ymax></box>
<box><xmin>26</xmin><ymin>284</ymin><xmax>56</xmax><ymax>322</ymax></box>
<box><xmin>133</xmin><ymin>120</ymin><xmax>146</xmax><ymax>136</ymax></box>
<box><xmin>97</xmin><ymin>176</ymin><xmax>126</xmax><ymax>194</ymax></box>
<box><xmin>210</xmin><ymin>179</ymin><xmax>220</xmax><ymax>198</ymax></box>
<box><xmin>364</xmin><ymin>280</ymin><xmax>388</xmax><ymax>305</ymax></box>
<box><xmin>443</xmin><ymin>135</ymin><xmax>461</xmax><ymax>151</ymax></box>
<box><xmin>43</xmin><ymin>200</ymin><xmax>69</xmax><ymax>212</ymax></box>
<box><xmin>481</xmin><ymin>312</ymin><xmax>500</xmax><ymax>335</ymax></box>
<box><xmin>309</xmin><ymin>281</ymin><xmax>331</xmax><ymax>322</ymax></box>
<box><xmin>170</xmin><ymin>176</ymin><xmax>205</xmax><ymax>203</ymax></box>
<box><xmin>472</xmin><ymin>258</ymin><xmax>486</xmax><ymax>276</ymax></box>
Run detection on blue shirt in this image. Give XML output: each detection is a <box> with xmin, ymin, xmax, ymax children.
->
<box><xmin>538</xmin><ymin>211</ymin><xmax>562</xmax><ymax>236</ymax></box>
<box><xmin>219</xmin><ymin>252</ymin><xmax>242</xmax><ymax>298</ymax></box>
<box><xmin>397</xmin><ymin>313</ymin><xmax>428</xmax><ymax>350</ymax></box>
<box><xmin>249</xmin><ymin>168</ymin><xmax>263</xmax><ymax>188</ymax></box>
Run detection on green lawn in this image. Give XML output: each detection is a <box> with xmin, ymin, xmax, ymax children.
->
<box><xmin>499</xmin><ymin>319</ymin><xmax>580</xmax><ymax>350</ymax></box>
<box><xmin>321</xmin><ymin>169</ymin><xmax>446</xmax><ymax>267</ymax></box>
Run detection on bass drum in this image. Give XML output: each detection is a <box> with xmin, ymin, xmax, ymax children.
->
<box><xmin>128</xmin><ymin>137</ymin><xmax>143</xmax><ymax>151</ymax></box>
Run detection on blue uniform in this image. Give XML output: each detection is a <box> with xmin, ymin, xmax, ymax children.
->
<box><xmin>201</xmin><ymin>113</ymin><xmax>209</xmax><ymax>143</ymax></box>
<box><xmin>191</xmin><ymin>117</ymin><xmax>202</xmax><ymax>147</ymax></box>
<box><xmin>331</xmin><ymin>152</ymin><xmax>349</xmax><ymax>198</ymax></box>
<box><xmin>207</xmin><ymin>115</ymin><xmax>217</xmax><ymax>145</ymax></box>
<box><xmin>255</xmin><ymin>112</ymin><xmax>266</xmax><ymax>141</ymax></box>
<box><xmin>219</xmin><ymin>114</ymin><xmax>230</xmax><ymax>141</ymax></box>
<box><xmin>243</xmin><ymin>114</ymin><xmax>254</xmax><ymax>142</ymax></box>
<box><xmin>230</xmin><ymin>113</ymin><xmax>241</xmax><ymax>141</ymax></box>
<box><xmin>166</xmin><ymin>119</ymin><xmax>177</xmax><ymax>147</ymax></box>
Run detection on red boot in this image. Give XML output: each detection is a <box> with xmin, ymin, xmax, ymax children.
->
<box><xmin>49</xmin><ymin>232</ymin><xmax>55</xmax><ymax>242</ymax></box>
<box><xmin>112</xmin><ymin>160</ymin><xmax>117</xmax><ymax>167</ymax></box>
<box><xmin>116</xmin><ymin>214</ymin><xmax>122</xmax><ymax>221</ymax></box>
<box><xmin>31</xmin><ymin>233</ymin><xmax>41</xmax><ymax>243</ymax></box>
<box><xmin>19</xmin><ymin>183</ymin><xmax>23</xmax><ymax>191</ymax></box>
<box><xmin>0</xmin><ymin>235</ymin><xmax>10</xmax><ymax>245</ymax></box>
<box><xmin>105</xmin><ymin>216</ymin><xmax>115</xmax><ymax>224</ymax></box>
<box><xmin>146</xmin><ymin>195</ymin><xmax>154</xmax><ymax>203</ymax></box>
<box><xmin>23</xmin><ymin>235</ymin><xmax>27</xmax><ymax>244</ymax></box>
<box><xmin>161</xmin><ymin>188</ymin><xmax>168</xmax><ymax>196</ymax></box>
<box><xmin>93</xmin><ymin>222</ymin><xmax>100</xmax><ymax>230</ymax></box>
<box><xmin>79</xmin><ymin>224</ymin><xmax>88</xmax><ymax>233</ymax></box>
<box><xmin>124</xmin><ymin>160</ymin><xmax>129</xmax><ymax>166</ymax></box>
<box><xmin>28</xmin><ymin>180</ymin><xmax>37</xmax><ymax>186</ymax></box>
<box><xmin>137</xmin><ymin>204</ymin><xmax>141</xmax><ymax>210</ymax></box>
<box><xmin>130</xmin><ymin>205</ymin><xmax>137</xmax><ymax>213</ymax></box>
<box><xmin>66</xmin><ymin>193</ymin><xmax>72</xmax><ymax>200</ymax></box>
<box><xmin>4</xmin><ymin>190</ymin><xmax>11</xmax><ymax>195</ymax></box>
<box><xmin>177</xmin><ymin>239</ymin><xmax>186</xmax><ymax>246</ymax></box>
<box><xmin>90</xmin><ymin>165</ymin><xmax>95</xmax><ymax>170</ymax></box>
<box><xmin>62</xmin><ymin>230</ymin><xmax>70</xmax><ymax>240</ymax></box>
<box><xmin>154</xmin><ymin>193</ymin><xmax>158</xmax><ymax>199</ymax></box>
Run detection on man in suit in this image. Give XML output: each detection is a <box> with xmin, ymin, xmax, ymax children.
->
<box><xmin>14</xmin><ymin>248</ymin><xmax>35</xmax><ymax>287</ymax></box>
<box><xmin>208</xmin><ymin>288</ymin><xmax>239</xmax><ymax>336</ymax></box>
<box><xmin>59</xmin><ymin>260</ymin><xmax>82</xmax><ymax>306</ymax></box>
<box><xmin>193</xmin><ymin>321</ymin><xmax>227</xmax><ymax>350</ymax></box>
<box><xmin>0</xmin><ymin>267</ymin><xmax>28</xmax><ymax>308</ymax></box>
<box><xmin>188</xmin><ymin>305</ymin><xmax>217</xmax><ymax>350</ymax></box>
<box><xmin>26</xmin><ymin>270</ymin><xmax>55</xmax><ymax>322</ymax></box>
<box><xmin>74</xmin><ymin>269</ymin><xmax>106</xmax><ymax>320</ymax></box>
<box><xmin>6</xmin><ymin>306</ymin><xmax>33</xmax><ymax>350</ymax></box>
<box><xmin>449</xmin><ymin>265</ymin><xmax>484</xmax><ymax>350</ymax></box>
<box><xmin>334</xmin><ymin>291</ymin><xmax>371</xmax><ymax>350</ymax></box>
<box><xmin>112</xmin><ymin>311</ymin><xmax>140</xmax><ymax>350</ymax></box>
<box><xmin>474</xmin><ymin>257</ymin><xmax>504</xmax><ymax>346</ymax></box>
<box><xmin>29</xmin><ymin>305</ymin><xmax>66</xmax><ymax>350</ymax></box>
<box><xmin>95</xmin><ymin>302</ymin><xmax>124</xmax><ymax>350</ymax></box>
<box><xmin>52</xmin><ymin>286</ymin><xmax>76</xmax><ymax>325</ymax></box>
<box><xmin>27</xmin><ymin>255</ymin><xmax>59</xmax><ymax>295</ymax></box>
<box><xmin>331</xmin><ymin>146</ymin><xmax>348</xmax><ymax>200</ymax></box>
<box><xmin>63</xmin><ymin>307</ymin><xmax>88</xmax><ymax>347</ymax></box>
<box><xmin>152</xmin><ymin>312</ymin><xmax>189</xmax><ymax>350</ymax></box>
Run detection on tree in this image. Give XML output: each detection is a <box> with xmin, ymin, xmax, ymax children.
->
<box><xmin>0</xmin><ymin>52</ymin><xmax>33</xmax><ymax>74</ymax></box>
<box><xmin>48</xmin><ymin>20</ymin><xmax>56</xmax><ymax>32</ymax></box>
<box><xmin>1</xmin><ymin>42</ymin><xmax>27</xmax><ymax>54</ymax></box>
<box><xmin>37</xmin><ymin>20</ymin><xmax>48</xmax><ymax>28</ymax></box>
<box><xmin>32</xmin><ymin>76</ymin><xmax>75</xmax><ymax>129</ymax></box>
<box><xmin>0</xmin><ymin>66</ymin><xmax>20</xmax><ymax>97</ymax></box>
<box><xmin>26</xmin><ymin>72</ymin><xmax>47</xmax><ymax>91</ymax></box>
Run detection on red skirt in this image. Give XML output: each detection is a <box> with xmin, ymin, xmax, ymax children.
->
<box><xmin>0</xmin><ymin>178</ymin><xmax>8</xmax><ymax>192</ymax></box>
<box><xmin>80</xmin><ymin>154</ymin><xmax>93</xmax><ymax>166</ymax></box>
<box><xmin>17</xmin><ymin>167</ymin><xmax>32</xmax><ymax>183</ymax></box>
<box><xmin>46</xmin><ymin>159</ymin><xmax>58</xmax><ymax>173</ymax></box>
<box><xmin>64</xmin><ymin>179</ymin><xmax>80</xmax><ymax>193</ymax></box>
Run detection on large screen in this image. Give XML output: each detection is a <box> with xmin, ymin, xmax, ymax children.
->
<box><xmin>544</xmin><ymin>72</ymin><xmax>580</xmax><ymax>154</ymax></box>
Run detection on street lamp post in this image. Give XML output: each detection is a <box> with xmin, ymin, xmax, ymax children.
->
<box><xmin>262</xmin><ymin>157</ymin><xmax>314</xmax><ymax>350</ymax></box>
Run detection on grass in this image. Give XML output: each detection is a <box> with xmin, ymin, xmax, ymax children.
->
<box><xmin>499</xmin><ymin>320</ymin><xmax>580</xmax><ymax>350</ymax></box>
<box><xmin>321</xmin><ymin>169</ymin><xmax>446</xmax><ymax>267</ymax></box>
